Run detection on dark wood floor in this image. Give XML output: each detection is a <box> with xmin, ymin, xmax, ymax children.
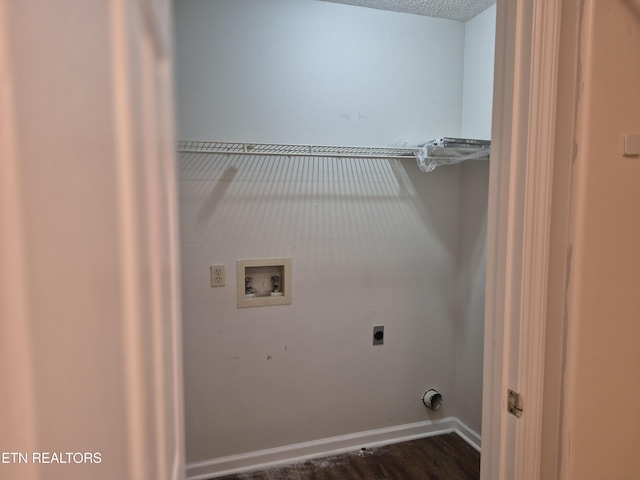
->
<box><xmin>215</xmin><ymin>433</ymin><xmax>480</xmax><ymax>480</ymax></box>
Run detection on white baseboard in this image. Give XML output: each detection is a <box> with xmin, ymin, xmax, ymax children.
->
<box><xmin>186</xmin><ymin>417</ymin><xmax>481</xmax><ymax>480</ymax></box>
<box><xmin>454</xmin><ymin>418</ymin><xmax>482</xmax><ymax>452</ymax></box>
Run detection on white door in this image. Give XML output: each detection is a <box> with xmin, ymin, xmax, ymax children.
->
<box><xmin>0</xmin><ymin>1</ymin><xmax>184</xmax><ymax>479</ymax></box>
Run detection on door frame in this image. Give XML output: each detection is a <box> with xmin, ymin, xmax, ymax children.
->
<box><xmin>481</xmin><ymin>0</ymin><xmax>563</xmax><ymax>479</ymax></box>
<box><xmin>1</xmin><ymin>0</ymin><xmax>565</xmax><ymax>477</ymax></box>
<box><xmin>0</xmin><ymin>1</ymin><xmax>185</xmax><ymax>479</ymax></box>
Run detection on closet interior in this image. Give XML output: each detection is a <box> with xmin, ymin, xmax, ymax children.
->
<box><xmin>174</xmin><ymin>1</ymin><xmax>496</xmax><ymax>478</ymax></box>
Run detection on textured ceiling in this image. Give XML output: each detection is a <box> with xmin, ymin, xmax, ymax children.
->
<box><xmin>319</xmin><ymin>0</ymin><xmax>496</xmax><ymax>22</ymax></box>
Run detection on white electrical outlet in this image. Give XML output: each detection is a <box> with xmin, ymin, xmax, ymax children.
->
<box><xmin>210</xmin><ymin>264</ymin><xmax>225</xmax><ymax>287</ymax></box>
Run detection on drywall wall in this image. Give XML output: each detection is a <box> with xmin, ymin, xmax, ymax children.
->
<box><xmin>557</xmin><ymin>0</ymin><xmax>640</xmax><ymax>478</ymax></box>
<box><xmin>454</xmin><ymin>3</ymin><xmax>495</xmax><ymax>436</ymax></box>
<box><xmin>180</xmin><ymin>153</ymin><xmax>461</xmax><ymax>462</ymax></box>
<box><xmin>1</xmin><ymin>1</ymin><xmax>184</xmax><ymax>479</ymax></box>
<box><xmin>461</xmin><ymin>4</ymin><xmax>495</xmax><ymax>140</ymax></box>
<box><xmin>174</xmin><ymin>0</ymin><xmax>464</xmax><ymax>146</ymax></box>
<box><xmin>455</xmin><ymin>161</ymin><xmax>489</xmax><ymax>436</ymax></box>
<box><xmin>1</xmin><ymin>4</ymin><xmax>130</xmax><ymax>478</ymax></box>
<box><xmin>174</xmin><ymin>0</ymin><xmax>493</xmax><ymax>467</ymax></box>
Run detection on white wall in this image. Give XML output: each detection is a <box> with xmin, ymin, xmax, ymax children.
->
<box><xmin>455</xmin><ymin>4</ymin><xmax>495</xmax><ymax>435</ymax></box>
<box><xmin>180</xmin><ymin>154</ymin><xmax>461</xmax><ymax>462</ymax></box>
<box><xmin>553</xmin><ymin>1</ymin><xmax>640</xmax><ymax>478</ymax></box>
<box><xmin>461</xmin><ymin>4</ymin><xmax>495</xmax><ymax>140</ymax></box>
<box><xmin>455</xmin><ymin>161</ymin><xmax>489</xmax><ymax>435</ymax></box>
<box><xmin>174</xmin><ymin>0</ymin><xmax>464</xmax><ymax>146</ymax></box>
<box><xmin>174</xmin><ymin>0</ymin><xmax>494</xmax><ymax>467</ymax></box>
<box><xmin>1</xmin><ymin>1</ymin><xmax>184</xmax><ymax>479</ymax></box>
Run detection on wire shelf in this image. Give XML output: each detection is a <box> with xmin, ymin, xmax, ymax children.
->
<box><xmin>176</xmin><ymin>140</ymin><xmax>418</xmax><ymax>159</ymax></box>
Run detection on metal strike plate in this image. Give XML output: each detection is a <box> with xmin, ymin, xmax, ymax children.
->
<box><xmin>507</xmin><ymin>389</ymin><xmax>523</xmax><ymax>418</ymax></box>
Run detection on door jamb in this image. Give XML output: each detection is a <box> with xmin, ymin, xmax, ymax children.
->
<box><xmin>481</xmin><ymin>0</ymin><xmax>562</xmax><ymax>478</ymax></box>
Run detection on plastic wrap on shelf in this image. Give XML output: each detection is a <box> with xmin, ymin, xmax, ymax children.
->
<box><xmin>426</xmin><ymin>137</ymin><xmax>491</xmax><ymax>148</ymax></box>
<box><xmin>415</xmin><ymin>144</ymin><xmax>490</xmax><ymax>172</ymax></box>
